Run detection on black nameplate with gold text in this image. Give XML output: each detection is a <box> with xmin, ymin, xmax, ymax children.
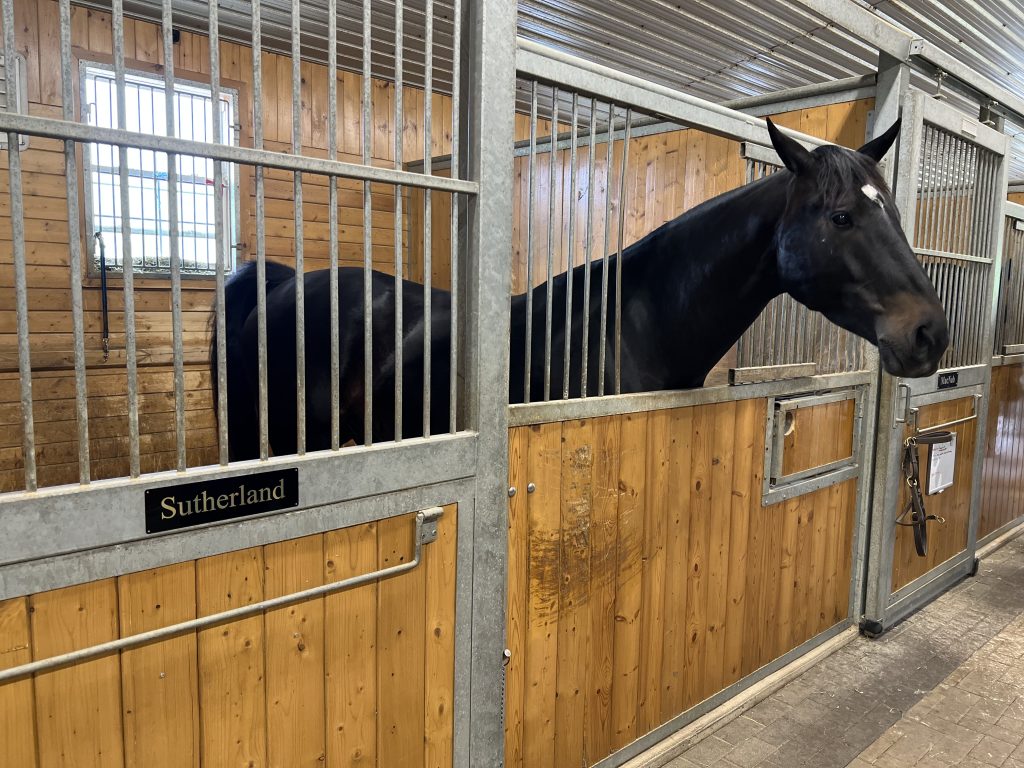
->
<box><xmin>145</xmin><ymin>468</ymin><xmax>299</xmax><ymax>534</ymax></box>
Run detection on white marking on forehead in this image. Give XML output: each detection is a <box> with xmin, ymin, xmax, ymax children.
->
<box><xmin>861</xmin><ymin>183</ymin><xmax>885</xmax><ymax>209</ymax></box>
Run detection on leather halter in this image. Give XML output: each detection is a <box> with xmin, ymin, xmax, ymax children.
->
<box><xmin>897</xmin><ymin>431</ymin><xmax>952</xmax><ymax>557</ymax></box>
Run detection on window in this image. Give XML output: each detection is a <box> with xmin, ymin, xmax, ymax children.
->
<box><xmin>81</xmin><ymin>62</ymin><xmax>239</xmax><ymax>276</ymax></box>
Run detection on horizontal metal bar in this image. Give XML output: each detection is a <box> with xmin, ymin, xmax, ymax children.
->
<box><xmin>914</xmin><ymin>247</ymin><xmax>993</xmax><ymax>265</ymax></box>
<box><xmin>789</xmin><ymin>0</ymin><xmax>917</xmax><ymax>62</ymax></box>
<box><xmin>774</xmin><ymin>456</ymin><xmax>857</xmax><ymax>487</ymax></box>
<box><xmin>1006</xmin><ymin>201</ymin><xmax>1024</xmax><ymax>220</ymax></box>
<box><xmin>0</xmin><ymin>111</ymin><xmax>478</xmax><ymax>195</ymax></box>
<box><xmin>763</xmin><ymin>463</ymin><xmax>861</xmax><ymax>506</ymax></box>
<box><xmin>515</xmin><ymin>39</ymin><xmax>829</xmax><ymax>151</ymax></box>
<box><xmin>507</xmin><ymin>371</ymin><xmax>874</xmax><ymax>426</ymax></box>
<box><xmin>996</xmin><ymin>353</ymin><xmax>1024</xmax><ymax>366</ymax></box>
<box><xmin>729</xmin><ymin>363</ymin><xmax>818</xmax><ymax>385</ymax></box>
<box><xmin>0</xmin><ymin>434</ymin><xmax>476</xmax><ymax>567</ymax></box>
<box><xmin>915</xmin><ymin>91</ymin><xmax>1008</xmax><ymax>154</ymax></box>
<box><xmin>776</xmin><ymin>388</ymin><xmax>859</xmax><ymax>410</ymax></box>
<box><xmin>911</xmin><ymin>394</ymin><xmax>981</xmax><ymax>435</ymax></box>
<box><xmin>1004</xmin><ymin>344</ymin><xmax>1024</xmax><ymax>356</ymax></box>
<box><xmin>726</xmin><ymin>74</ymin><xmax>877</xmax><ymax>111</ymax></box>
<box><xmin>0</xmin><ymin>508</ymin><xmax>443</xmax><ymax>684</ymax></box>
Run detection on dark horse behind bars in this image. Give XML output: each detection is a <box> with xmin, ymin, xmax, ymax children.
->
<box><xmin>212</xmin><ymin>119</ymin><xmax>948</xmax><ymax>459</ymax></box>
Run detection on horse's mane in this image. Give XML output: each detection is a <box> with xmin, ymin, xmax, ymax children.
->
<box><xmin>812</xmin><ymin>145</ymin><xmax>890</xmax><ymax>207</ymax></box>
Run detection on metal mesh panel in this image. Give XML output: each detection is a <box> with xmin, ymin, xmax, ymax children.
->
<box><xmin>735</xmin><ymin>158</ymin><xmax>867</xmax><ymax>375</ymax></box>
<box><xmin>996</xmin><ymin>214</ymin><xmax>1024</xmax><ymax>353</ymax></box>
<box><xmin>911</xmin><ymin>123</ymin><xmax>1000</xmax><ymax>369</ymax></box>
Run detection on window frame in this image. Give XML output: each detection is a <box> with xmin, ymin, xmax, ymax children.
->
<box><xmin>79</xmin><ymin>58</ymin><xmax>241</xmax><ymax>280</ymax></box>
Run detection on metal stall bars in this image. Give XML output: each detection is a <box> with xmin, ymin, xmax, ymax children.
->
<box><xmin>507</xmin><ymin>39</ymin><xmax>885</xmax><ymax>768</ymax></box>
<box><xmin>863</xmin><ymin>90</ymin><xmax>1010</xmax><ymax>635</ymax></box>
<box><xmin>995</xmin><ymin>201</ymin><xmax>1024</xmax><ymax>360</ymax></box>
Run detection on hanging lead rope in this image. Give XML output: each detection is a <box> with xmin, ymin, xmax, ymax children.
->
<box><xmin>898</xmin><ymin>431</ymin><xmax>952</xmax><ymax>557</ymax></box>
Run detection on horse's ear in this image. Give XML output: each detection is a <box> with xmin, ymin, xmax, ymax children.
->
<box><xmin>858</xmin><ymin>118</ymin><xmax>902</xmax><ymax>162</ymax></box>
<box><xmin>766</xmin><ymin>117</ymin><xmax>814</xmax><ymax>176</ymax></box>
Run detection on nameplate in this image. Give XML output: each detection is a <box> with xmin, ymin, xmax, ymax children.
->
<box><xmin>937</xmin><ymin>371</ymin><xmax>959</xmax><ymax>390</ymax></box>
<box><xmin>145</xmin><ymin>468</ymin><xmax>299</xmax><ymax>534</ymax></box>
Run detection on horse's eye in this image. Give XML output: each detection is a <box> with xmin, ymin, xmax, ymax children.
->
<box><xmin>831</xmin><ymin>212</ymin><xmax>852</xmax><ymax>228</ymax></box>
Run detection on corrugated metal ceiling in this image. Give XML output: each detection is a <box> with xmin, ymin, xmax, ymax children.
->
<box><xmin>82</xmin><ymin>0</ymin><xmax>1024</xmax><ymax>178</ymax></box>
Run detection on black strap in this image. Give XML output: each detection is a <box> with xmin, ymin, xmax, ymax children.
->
<box><xmin>896</xmin><ymin>431</ymin><xmax>951</xmax><ymax>557</ymax></box>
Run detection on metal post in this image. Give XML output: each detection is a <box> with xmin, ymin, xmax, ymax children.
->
<box><xmin>60</xmin><ymin>0</ymin><xmax>90</xmax><ymax>483</ymax></box>
<box><xmin>461</xmin><ymin>0</ymin><xmax>516</xmax><ymax>762</ymax></box>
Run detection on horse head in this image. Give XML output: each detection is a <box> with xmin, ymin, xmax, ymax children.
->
<box><xmin>766</xmin><ymin>117</ymin><xmax>948</xmax><ymax>378</ymax></box>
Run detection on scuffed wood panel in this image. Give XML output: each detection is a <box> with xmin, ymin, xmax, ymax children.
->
<box><xmin>505</xmin><ymin>398</ymin><xmax>857</xmax><ymax>767</ymax></box>
<box><xmin>891</xmin><ymin>397</ymin><xmax>977</xmax><ymax>592</ymax></box>
<box><xmin>0</xmin><ymin>507</ymin><xmax>458</xmax><ymax>768</ymax></box>
<box><xmin>980</xmin><ymin>364</ymin><xmax>1024</xmax><ymax>539</ymax></box>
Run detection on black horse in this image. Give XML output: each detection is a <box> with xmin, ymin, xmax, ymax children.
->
<box><xmin>212</xmin><ymin>118</ymin><xmax>947</xmax><ymax>458</ymax></box>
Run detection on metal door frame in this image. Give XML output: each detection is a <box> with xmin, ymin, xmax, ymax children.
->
<box><xmin>863</xmin><ymin>92</ymin><xmax>1010</xmax><ymax>634</ymax></box>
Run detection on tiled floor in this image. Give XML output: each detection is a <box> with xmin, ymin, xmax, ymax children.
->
<box><xmin>666</xmin><ymin>535</ymin><xmax>1024</xmax><ymax>768</ymax></box>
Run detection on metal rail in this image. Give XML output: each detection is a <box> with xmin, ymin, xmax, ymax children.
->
<box><xmin>0</xmin><ymin>508</ymin><xmax>443</xmax><ymax>684</ymax></box>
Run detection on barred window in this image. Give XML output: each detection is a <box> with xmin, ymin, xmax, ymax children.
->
<box><xmin>82</xmin><ymin>62</ymin><xmax>238</xmax><ymax>276</ymax></box>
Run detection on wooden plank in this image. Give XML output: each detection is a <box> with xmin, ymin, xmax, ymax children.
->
<box><xmin>658</xmin><ymin>407</ymin><xmax>693</xmax><ymax>718</ymax></box>
<box><xmin>610</xmin><ymin>411</ymin><xmax>646</xmax><ymax>751</ymax></box>
<box><xmin>196</xmin><ymin>548</ymin><xmax>266</xmax><ymax>768</ymax></box>
<box><xmin>31</xmin><ymin>579</ymin><xmax>124</xmax><ymax>768</ymax></box>
<box><xmin>424</xmin><ymin>505</ymin><xmax>457</xmax><ymax>768</ymax></box>
<box><xmin>702</xmin><ymin>401</ymin><xmax>736</xmax><ymax>699</ymax></box>
<box><xmin>0</xmin><ymin>597</ymin><xmax>37</xmax><ymax>768</ymax></box>
<box><xmin>523</xmin><ymin>421</ymin><xmax>561</xmax><ymax>768</ymax></box>
<box><xmin>118</xmin><ymin>562</ymin><xmax>200</xmax><ymax>768</ymax></box>
<box><xmin>723</xmin><ymin>398</ymin><xmax>755</xmax><ymax>686</ymax></box>
<box><xmin>554</xmin><ymin>418</ymin><xmax>592</xmax><ymax>764</ymax></box>
<box><xmin>773</xmin><ymin>495</ymin><xmax>800</xmax><ymax>661</ymax></box>
<box><xmin>324</xmin><ymin>522</ymin><xmax>377</xmax><ymax>768</ymax></box>
<box><xmin>584</xmin><ymin>415</ymin><xmax>621</xmax><ymax>764</ymax></box>
<box><xmin>264</xmin><ymin>535</ymin><xmax>326</xmax><ymax>768</ymax></box>
<box><xmin>683</xmin><ymin>404</ymin><xmax>712</xmax><ymax>709</ymax></box>
<box><xmin>637</xmin><ymin>409</ymin><xmax>669</xmax><ymax>732</ymax></box>
<box><xmin>505</xmin><ymin>428</ymin><xmax>529</xmax><ymax>768</ymax></box>
<box><xmin>377</xmin><ymin>511</ymin><xmax>426</xmax><ymax>767</ymax></box>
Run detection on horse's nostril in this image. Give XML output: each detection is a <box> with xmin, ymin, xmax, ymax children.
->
<box><xmin>915</xmin><ymin>323</ymin><xmax>934</xmax><ymax>349</ymax></box>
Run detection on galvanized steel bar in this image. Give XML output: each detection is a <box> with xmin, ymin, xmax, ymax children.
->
<box><xmin>523</xmin><ymin>83</ymin><xmax>538</xmax><ymax>404</ymax></box>
<box><xmin>581</xmin><ymin>100</ymin><xmax>597</xmax><ymax>397</ymax></box>
<box><xmin>598</xmin><ymin>102</ymin><xmax>615</xmax><ymax>396</ymax></box>
<box><xmin>393</xmin><ymin>0</ymin><xmax>404</xmax><ymax>441</ymax></box>
<box><xmin>362</xmin><ymin>0</ymin><xmax>373</xmax><ymax>445</ymax></box>
<box><xmin>422</xmin><ymin>0</ymin><xmax>434</xmax><ymax>437</ymax></box>
<box><xmin>159</xmin><ymin>0</ymin><xmax>185</xmax><ymax>472</ymax></box>
<box><xmin>291</xmin><ymin>0</ymin><xmax>306</xmax><ymax>454</ymax></box>
<box><xmin>448</xmin><ymin>0</ymin><xmax>461</xmax><ymax>432</ymax></box>
<box><xmin>562</xmin><ymin>93</ymin><xmax>579</xmax><ymax>399</ymax></box>
<box><xmin>543</xmin><ymin>87</ymin><xmax>559</xmax><ymax>401</ymax></box>
<box><xmin>252</xmin><ymin>0</ymin><xmax>269</xmax><ymax>461</ymax></box>
<box><xmin>614</xmin><ymin>108</ymin><xmax>632</xmax><ymax>394</ymax></box>
<box><xmin>59</xmin><ymin>0</ymin><xmax>90</xmax><ymax>483</ymax></box>
<box><xmin>0</xmin><ymin>111</ymin><xmax>476</xmax><ymax>194</ymax></box>
<box><xmin>113</xmin><ymin>0</ymin><xmax>141</xmax><ymax>477</ymax></box>
<box><xmin>329</xmin><ymin>0</ymin><xmax>341</xmax><ymax>450</ymax></box>
<box><xmin>4</xmin><ymin>0</ymin><xmax>34</xmax><ymax>491</ymax></box>
<box><xmin>0</xmin><ymin>508</ymin><xmax>442</xmax><ymax>683</ymax></box>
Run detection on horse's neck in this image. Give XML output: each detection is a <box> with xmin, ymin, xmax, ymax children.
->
<box><xmin>622</xmin><ymin>174</ymin><xmax>787</xmax><ymax>387</ymax></box>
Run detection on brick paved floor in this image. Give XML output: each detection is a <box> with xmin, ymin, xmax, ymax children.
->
<box><xmin>665</xmin><ymin>535</ymin><xmax>1024</xmax><ymax>768</ymax></box>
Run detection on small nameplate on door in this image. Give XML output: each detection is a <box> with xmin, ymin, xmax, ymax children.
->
<box><xmin>937</xmin><ymin>372</ymin><xmax>959</xmax><ymax>389</ymax></box>
<box><xmin>145</xmin><ymin>468</ymin><xmax>299</xmax><ymax>534</ymax></box>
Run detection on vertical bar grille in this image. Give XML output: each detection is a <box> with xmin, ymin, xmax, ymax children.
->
<box><xmin>996</xmin><ymin>215</ymin><xmax>1024</xmax><ymax>352</ymax></box>
<box><xmin>911</xmin><ymin>123</ymin><xmax>1000</xmax><ymax>369</ymax></box>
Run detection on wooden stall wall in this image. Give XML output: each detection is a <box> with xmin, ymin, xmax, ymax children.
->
<box><xmin>1009</xmin><ymin>192</ymin><xmax>1024</xmax><ymax>205</ymax></box>
<box><xmin>980</xmin><ymin>363</ymin><xmax>1024</xmax><ymax>539</ymax></box>
<box><xmin>0</xmin><ymin>506</ymin><xmax>457</xmax><ymax>768</ymax></box>
<box><xmin>505</xmin><ymin>400</ymin><xmax>858</xmax><ymax>768</ymax></box>
<box><xmin>890</xmin><ymin>397</ymin><xmax>978</xmax><ymax>592</ymax></box>
<box><xmin>0</xmin><ymin>0</ymin><xmax>452</xmax><ymax>491</ymax></box>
